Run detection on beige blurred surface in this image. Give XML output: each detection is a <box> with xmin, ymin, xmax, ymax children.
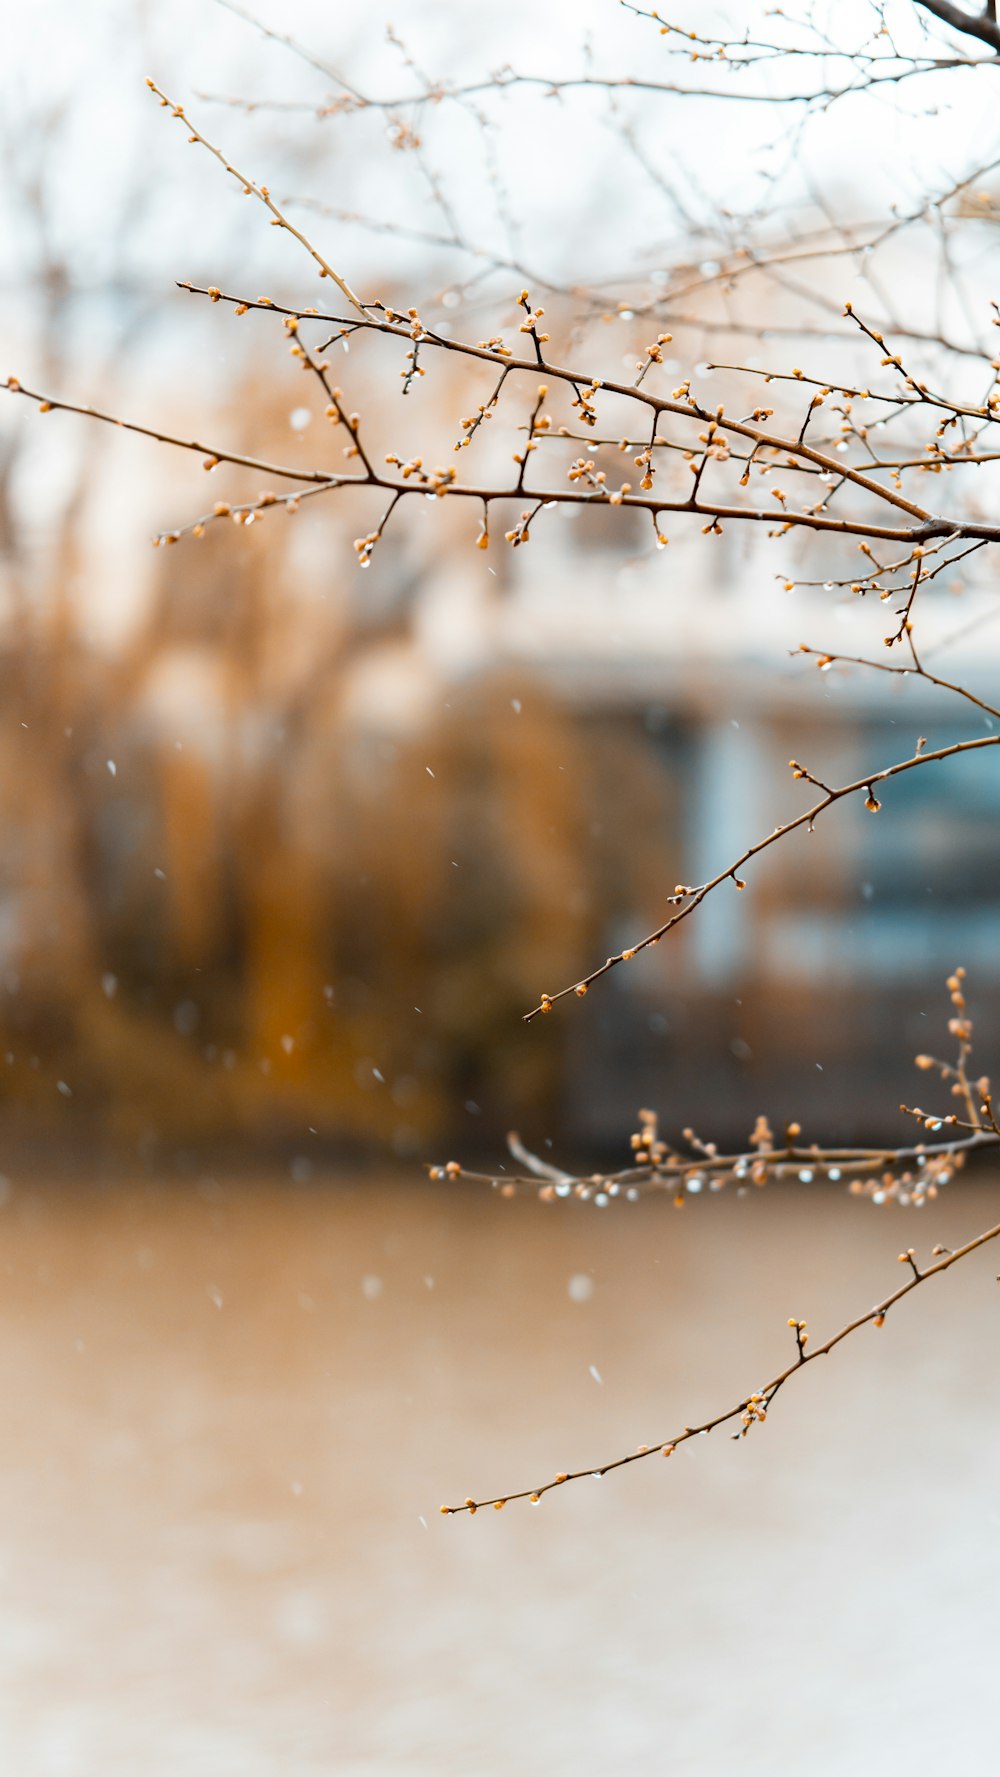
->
<box><xmin>0</xmin><ymin>1168</ymin><xmax>997</xmax><ymax>1776</ymax></box>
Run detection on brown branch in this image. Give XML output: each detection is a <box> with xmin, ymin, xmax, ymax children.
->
<box><xmin>437</xmin><ymin>1128</ymin><xmax>996</xmax><ymax>1205</ymax></box>
<box><xmin>1</xmin><ymin>379</ymin><xmax>340</xmax><ymax>485</ymax></box>
<box><xmin>524</xmin><ymin>733</ymin><xmax>1000</xmax><ymax>1020</ymax></box>
<box><xmin>446</xmin><ymin>979</ymin><xmax>996</xmax><ymax>1209</ymax></box>
<box><xmin>190</xmin><ymin>286</ymin><xmax>1000</xmax><ymax>545</ymax></box>
<box><xmin>171</xmin><ymin>282</ymin><xmax>952</xmax><ymax>528</ymax></box>
<box><xmin>144</xmin><ymin>80</ymin><xmax>368</xmax><ymax>316</ymax></box>
<box><xmin>915</xmin><ymin>0</ymin><xmax>1000</xmax><ymax>53</ymax></box>
<box><xmin>440</xmin><ymin>1212</ymin><xmax>1000</xmax><ymax>1513</ymax></box>
<box><xmin>795</xmin><ymin>642</ymin><xmax>1000</xmax><ymax>722</ymax></box>
<box><xmin>4</xmin><ymin>375</ymin><xmax>955</xmax><ymax>550</ymax></box>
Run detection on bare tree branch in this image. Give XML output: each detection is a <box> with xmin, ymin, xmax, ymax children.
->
<box><xmin>915</xmin><ymin>0</ymin><xmax>1000</xmax><ymax>53</ymax></box>
<box><xmin>440</xmin><ymin>1211</ymin><xmax>1000</xmax><ymax>1514</ymax></box>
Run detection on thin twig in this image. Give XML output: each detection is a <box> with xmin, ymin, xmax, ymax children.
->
<box><xmin>441</xmin><ymin>1213</ymin><xmax>1000</xmax><ymax>1513</ymax></box>
<box><xmin>524</xmin><ymin>733</ymin><xmax>1000</xmax><ymax>1020</ymax></box>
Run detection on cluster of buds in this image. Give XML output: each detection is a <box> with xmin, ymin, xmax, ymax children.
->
<box><xmin>477</xmin><ymin>335</ymin><xmax>512</xmax><ymax>357</ymax></box>
<box><xmin>634</xmin><ymin>333</ymin><xmax>673</xmax><ymax>387</ymax></box>
<box><xmin>693</xmin><ymin>421</ymin><xmax>730</xmax><ymax>465</ymax></box>
<box><xmin>374</xmin><ymin>304</ymin><xmax>420</xmax><ymax>337</ymax></box>
<box><xmin>517</xmin><ymin>291</ymin><xmax>549</xmax><ymax>345</ymax></box>
<box><xmin>353</xmin><ymin>529</ymin><xmax>380</xmax><ymax>568</ymax></box>
<box><xmin>387</xmin><ymin>120</ymin><xmax>422</xmax><ymax>151</ymax></box>
<box><xmin>848</xmin><ymin>1163</ymin><xmax>946</xmax><ymax>1208</ymax></box>
<box><xmin>385</xmin><ymin>452</ymin><xmax>428</xmax><ymax>481</ymax></box>
<box><xmin>919</xmin><ymin>437</ymin><xmax>960</xmax><ymax>473</ymax></box>
<box><xmin>946</xmin><ymin>968</ymin><xmax>972</xmax><ymax>1046</ymax></box>
<box><xmin>750</xmin><ymin>1114</ymin><xmax>773</xmax><ymax>1151</ymax></box>
<box><xmin>568</xmin><ymin>458</ymin><xmax>606</xmax><ymax>488</ymax></box>
<box><xmin>630</xmin><ymin>1108</ymin><xmax>670</xmax><ymax>1167</ymax></box>
<box><xmin>427</xmin><ymin>464</ymin><xmax>457</xmax><ymax>495</ymax></box>
<box><xmin>570</xmin><ymin>382</ymin><xmax>601</xmax><ymax>427</ymax></box>
<box><xmin>741</xmin><ymin>1392</ymin><xmax>768</xmax><ymax>1433</ymax></box>
<box><xmin>788</xmin><ymin>1317</ymin><xmax>809</xmax><ymax>1359</ymax></box>
<box><xmin>383</xmin><ymin>454</ymin><xmax>456</xmax><ymax>495</ymax></box>
<box><xmin>428</xmin><ymin>1161</ymin><xmax>463</xmax><ymax>1182</ymax></box>
<box><xmin>634</xmin><ymin>446</ymin><xmax>655</xmax><ymax>491</ymax></box>
<box><xmin>504</xmin><ymin>508</ymin><xmax>535</xmax><ymax>546</ymax></box>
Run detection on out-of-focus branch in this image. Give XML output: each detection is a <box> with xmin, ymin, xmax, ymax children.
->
<box><xmin>446</xmin><ymin>974</ymin><xmax>999</xmax><ymax>1209</ymax></box>
<box><xmin>444</xmin><ymin>1126</ymin><xmax>994</xmax><ymax>1206</ymax></box>
<box><xmin>916</xmin><ymin>0</ymin><xmax>1000</xmax><ymax>53</ymax></box>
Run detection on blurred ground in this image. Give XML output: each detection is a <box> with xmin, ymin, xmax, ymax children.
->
<box><xmin>0</xmin><ymin>1166</ymin><xmax>996</xmax><ymax>1776</ymax></box>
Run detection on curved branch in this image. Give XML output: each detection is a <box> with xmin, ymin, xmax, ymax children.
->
<box><xmin>441</xmin><ymin>1212</ymin><xmax>1000</xmax><ymax>1513</ymax></box>
<box><xmin>524</xmin><ymin>733</ymin><xmax>1000</xmax><ymax>1020</ymax></box>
